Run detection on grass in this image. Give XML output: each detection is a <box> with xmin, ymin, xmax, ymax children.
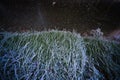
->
<box><xmin>0</xmin><ymin>30</ymin><xmax>120</xmax><ymax>80</ymax></box>
<box><xmin>84</xmin><ymin>37</ymin><xmax>120</xmax><ymax>80</ymax></box>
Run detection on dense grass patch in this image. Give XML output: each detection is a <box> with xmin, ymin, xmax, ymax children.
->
<box><xmin>0</xmin><ymin>30</ymin><xmax>120</xmax><ymax>80</ymax></box>
<box><xmin>84</xmin><ymin>37</ymin><xmax>120</xmax><ymax>80</ymax></box>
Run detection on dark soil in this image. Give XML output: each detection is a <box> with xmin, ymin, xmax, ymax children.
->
<box><xmin>0</xmin><ymin>1</ymin><xmax>120</xmax><ymax>35</ymax></box>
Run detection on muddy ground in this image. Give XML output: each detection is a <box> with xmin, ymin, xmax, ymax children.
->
<box><xmin>0</xmin><ymin>0</ymin><xmax>120</xmax><ymax>36</ymax></box>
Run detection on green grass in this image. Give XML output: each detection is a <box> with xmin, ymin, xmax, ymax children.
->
<box><xmin>0</xmin><ymin>30</ymin><xmax>120</xmax><ymax>80</ymax></box>
<box><xmin>84</xmin><ymin>37</ymin><xmax>120</xmax><ymax>80</ymax></box>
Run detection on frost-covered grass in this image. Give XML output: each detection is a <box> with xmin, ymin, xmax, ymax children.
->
<box><xmin>0</xmin><ymin>30</ymin><xmax>120</xmax><ymax>80</ymax></box>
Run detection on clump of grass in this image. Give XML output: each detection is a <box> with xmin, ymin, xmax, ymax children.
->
<box><xmin>0</xmin><ymin>30</ymin><xmax>89</xmax><ymax>80</ymax></box>
<box><xmin>84</xmin><ymin>28</ymin><xmax>120</xmax><ymax>80</ymax></box>
<box><xmin>0</xmin><ymin>30</ymin><xmax>120</xmax><ymax>80</ymax></box>
<box><xmin>84</xmin><ymin>37</ymin><xmax>120</xmax><ymax>80</ymax></box>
